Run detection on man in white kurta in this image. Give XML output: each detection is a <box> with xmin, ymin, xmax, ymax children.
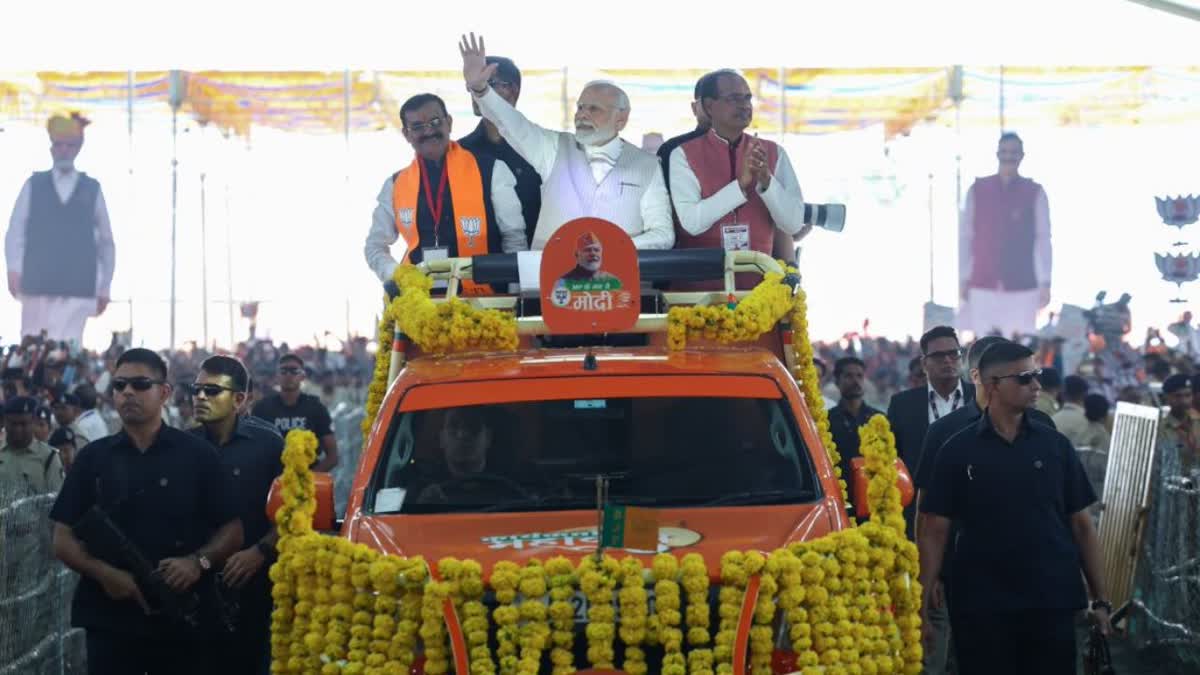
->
<box><xmin>459</xmin><ymin>34</ymin><xmax>673</xmax><ymax>251</ymax></box>
<box><xmin>5</xmin><ymin>113</ymin><xmax>115</xmax><ymax>346</ymax></box>
<box><xmin>958</xmin><ymin>132</ymin><xmax>1051</xmax><ymax>338</ymax></box>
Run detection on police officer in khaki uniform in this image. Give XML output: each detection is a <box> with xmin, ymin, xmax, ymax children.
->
<box><xmin>0</xmin><ymin>396</ymin><xmax>64</xmax><ymax>493</ymax></box>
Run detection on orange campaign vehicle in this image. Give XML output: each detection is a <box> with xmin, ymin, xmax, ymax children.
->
<box><xmin>266</xmin><ymin>222</ymin><xmax>922</xmax><ymax>675</ymax></box>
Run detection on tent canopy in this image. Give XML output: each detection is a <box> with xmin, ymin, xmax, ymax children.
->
<box><xmin>3</xmin><ymin>0</ymin><xmax>1200</xmax><ymax>70</ymax></box>
<box><xmin>3</xmin><ymin>66</ymin><xmax>1200</xmax><ymax>140</ymax></box>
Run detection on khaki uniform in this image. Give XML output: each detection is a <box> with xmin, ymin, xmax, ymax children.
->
<box><xmin>0</xmin><ymin>439</ymin><xmax>64</xmax><ymax>494</ymax></box>
<box><xmin>1159</xmin><ymin>410</ymin><xmax>1200</xmax><ymax>475</ymax></box>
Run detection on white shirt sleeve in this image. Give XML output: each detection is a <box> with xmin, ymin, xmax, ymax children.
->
<box><xmin>1034</xmin><ymin>187</ymin><xmax>1052</xmax><ymax>288</ymax></box>
<box><xmin>632</xmin><ymin>166</ymin><xmax>675</xmax><ymax>250</ymax></box>
<box><xmin>473</xmin><ymin>87</ymin><xmax>560</xmax><ymax>179</ymax></box>
<box><xmin>959</xmin><ymin>185</ymin><xmax>975</xmax><ymax>288</ymax></box>
<box><xmin>94</xmin><ymin>186</ymin><xmax>115</xmax><ymax>297</ymax></box>
<box><xmin>5</xmin><ymin>178</ymin><xmax>32</xmax><ymax>277</ymax></box>
<box><xmin>758</xmin><ymin>146</ymin><xmax>806</xmax><ymax>235</ymax></box>
<box><xmin>668</xmin><ymin>145</ymin><xmax>747</xmax><ymax>236</ymax></box>
<box><xmin>490</xmin><ymin>162</ymin><xmax>529</xmax><ymax>253</ymax></box>
<box><xmin>364</xmin><ymin>176</ymin><xmax>402</xmax><ymax>283</ymax></box>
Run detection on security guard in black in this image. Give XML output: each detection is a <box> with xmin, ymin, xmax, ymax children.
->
<box><xmin>919</xmin><ymin>342</ymin><xmax>1109</xmax><ymax>675</ymax></box>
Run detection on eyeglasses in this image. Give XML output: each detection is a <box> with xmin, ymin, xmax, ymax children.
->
<box><xmin>188</xmin><ymin>383</ymin><xmax>241</xmax><ymax>398</ymax></box>
<box><xmin>279</xmin><ymin>367</ymin><xmax>303</xmax><ymax>375</ymax></box>
<box><xmin>406</xmin><ymin>117</ymin><xmax>445</xmax><ymax>134</ymax></box>
<box><xmin>710</xmin><ymin>93</ymin><xmax>754</xmax><ymax>106</ymax></box>
<box><xmin>923</xmin><ymin>348</ymin><xmax>963</xmax><ymax>361</ymax></box>
<box><xmin>488</xmin><ymin>79</ymin><xmax>515</xmax><ymax>90</ymax></box>
<box><xmin>993</xmin><ymin>368</ymin><xmax>1043</xmax><ymax>386</ymax></box>
<box><xmin>112</xmin><ymin>377</ymin><xmax>164</xmax><ymax>393</ymax></box>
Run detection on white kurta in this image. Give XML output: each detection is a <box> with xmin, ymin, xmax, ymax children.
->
<box><xmin>957</xmin><ymin>179</ymin><xmax>1052</xmax><ymax>337</ymax></box>
<box><xmin>473</xmin><ymin>87</ymin><xmax>674</xmax><ymax>250</ymax></box>
<box><xmin>5</xmin><ymin>169</ymin><xmax>116</xmax><ymax>344</ymax></box>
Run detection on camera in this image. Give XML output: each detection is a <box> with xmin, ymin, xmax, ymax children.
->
<box><xmin>803</xmin><ymin>203</ymin><xmax>846</xmax><ymax>233</ymax></box>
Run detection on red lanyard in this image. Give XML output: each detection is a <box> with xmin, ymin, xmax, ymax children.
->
<box><xmin>419</xmin><ymin>157</ymin><xmax>450</xmax><ymax>243</ymax></box>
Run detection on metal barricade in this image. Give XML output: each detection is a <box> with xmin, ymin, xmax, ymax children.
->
<box><xmin>329</xmin><ymin>401</ymin><xmax>366</xmax><ymax>518</ymax></box>
<box><xmin>0</xmin><ymin>484</ymin><xmax>85</xmax><ymax>675</ymax></box>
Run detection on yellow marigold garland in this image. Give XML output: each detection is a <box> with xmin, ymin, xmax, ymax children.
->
<box><xmin>790</xmin><ymin>284</ymin><xmax>849</xmax><ymax>503</ymax></box>
<box><xmin>579</xmin><ymin>554</ymin><xmax>620</xmax><ymax>669</ymax></box>
<box><xmin>750</xmin><ymin>558</ymin><xmax>779</xmax><ymax>675</ymax></box>
<box><xmin>665</xmin><ymin>270</ymin><xmax>796</xmax><ymax>350</ymax></box>
<box><xmin>545</xmin><ymin>557</ymin><xmax>577</xmax><ymax>675</ymax></box>
<box><xmin>618</xmin><ymin>557</ymin><xmax>650</xmax><ymax>675</ymax></box>
<box><xmin>392</xmin><ymin>264</ymin><xmax>518</xmax><ymax>356</ymax></box>
<box><xmin>361</xmin><ymin>263</ymin><xmax>519</xmax><ymax>443</ymax></box>
<box><xmin>491</xmin><ymin>561</ymin><xmax>521</xmax><ymax>675</ymax></box>
<box><xmin>682</xmin><ymin>552</ymin><xmax>714</xmax><ymax>675</ymax></box>
<box><xmin>268</xmin><ymin>286</ymin><xmax>927</xmax><ymax>675</ymax></box>
<box><xmin>652</xmin><ymin>554</ymin><xmax>686</xmax><ymax>675</ymax></box>
<box><xmin>516</xmin><ymin>561</ymin><xmax>551</xmax><ymax>675</ymax></box>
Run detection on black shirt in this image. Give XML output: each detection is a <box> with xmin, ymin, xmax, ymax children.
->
<box><xmin>827</xmin><ymin>400</ymin><xmax>884</xmax><ymax>485</ymax></box>
<box><xmin>190</xmin><ymin>416</ymin><xmax>283</xmax><ymax>548</ymax></box>
<box><xmin>49</xmin><ymin>424</ymin><xmax>240</xmax><ymax>636</ymax></box>
<box><xmin>915</xmin><ymin>400</ymin><xmax>1056</xmax><ymax>492</ymax></box>
<box><xmin>252</xmin><ymin>393</ymin><xmax>333</xmax><ymax>439</ymax></box>
<box><xmin>921</xmin><ymin>412</ymin><xmax>1097</xmax><ymax>613</ymax></box>
<box><xmin>459</xmin><ymin>121</ymin><xmax>542</xmax><ymax>244</ymax></box>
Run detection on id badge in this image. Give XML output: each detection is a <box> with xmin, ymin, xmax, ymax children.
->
<box><xmin>423</xmin><ymin>247</ymin><xmax>448</xmax><ymax>289</ymax></box>
<box><xmin>721</xmin><ymin>223</ymin><xmax>751</xmax><ymax>251</ymax></box>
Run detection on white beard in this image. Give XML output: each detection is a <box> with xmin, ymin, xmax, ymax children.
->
<box><xmin>574</xmin><ymin>124</ymin><xmax>615</xmax><ymax>147</ymax></box>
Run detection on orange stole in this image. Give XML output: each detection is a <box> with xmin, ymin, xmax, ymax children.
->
<box><xmin>392</xmin><ymin>142</ymin><xmax>493</xmax><ymax>296</ymax></box>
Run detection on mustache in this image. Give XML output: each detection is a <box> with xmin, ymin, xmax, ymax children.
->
<box><xmin>420</xmin><ymin>133</ymin><xmax>445</xmax><ymax>143</ymax></box>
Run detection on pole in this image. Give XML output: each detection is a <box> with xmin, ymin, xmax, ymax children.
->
<box><xmin>928</xmin><ymin>172</ymin><xmax>936</xmax><ymax>303</ymax></box>
<box><xmin>170</xmin><ymin>105</ymin><xmax>178</xmax><ymax>349</ymax></box>
<box><xmin>168</xmin><ymin>70</ymin><xmax>185</xmax><ymax>350</ymax></box>
<box><xmin>998</xmin><ymin>64</ymin><xmax>1006</xmax><ymax>132</ymax></box>
<box><xmin>200</xmin><ymin>170</ymin><xmax>210</xmax><ymax>348</ymax></box>
<box><xmin>778</xmin><ymin>66</ymin><xmax>787</xmax><ymax>143</ymax></box>
<box><xmin>126</xmin><ymin>71</ymin><xmax>134</xmax><ymax>174</ymax></box>
<box><xmin>224</xmin><ymin>180</ymin><xmax>235</xmax><ymax>349</ymax></box>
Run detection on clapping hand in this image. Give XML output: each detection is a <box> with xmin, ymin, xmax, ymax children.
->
<box><xmin>459</xmin><ymin>33</ymin><xmax>497</xmax><ymax>93</ymax></box>
<box><xmin>748</xmin><ymin>135</ymin><xmax>772</xmax><ymax>190</ymax></box>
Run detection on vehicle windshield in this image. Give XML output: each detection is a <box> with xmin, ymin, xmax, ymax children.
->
<box><xmin>366</xmin><ymin>396</ymin><xmax>820</xmax><ymax>515</ymax></box>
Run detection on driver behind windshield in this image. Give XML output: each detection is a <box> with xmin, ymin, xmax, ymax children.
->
<box><xmin>417</xmin><ymin>407</ymin><xmax>520</xmax><ymax>505</ymax></box>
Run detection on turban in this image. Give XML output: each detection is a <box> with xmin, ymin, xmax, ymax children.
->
<box><xmin>576</xmin><ymin>231</ymin><xmax>601</xmax><ymax>251</ymax></box>
<box><xmin>47</xmin><ymin>112</ymin><xmax>89</xmax><ymax>140</ymax></box>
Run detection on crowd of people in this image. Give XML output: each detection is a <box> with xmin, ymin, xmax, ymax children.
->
<box><xmin>3</xmin><ymin>31</ymin><xmax>1195</xmax><ymax>675</ymax></box>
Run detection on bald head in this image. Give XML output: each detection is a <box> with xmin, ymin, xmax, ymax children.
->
<box><xmin>574</xmin><ymin>80</ymin><xmax>630</xmax><ymax>146</ymax></box>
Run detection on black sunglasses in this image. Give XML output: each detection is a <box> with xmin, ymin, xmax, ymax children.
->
<box><xmin>279</xmin><ymin>367</ymin><xmax>303</xmax><ymax>375</ymax></box>
<box><xmin>993</xmin><ymin>368</ymin><xmax>1043</xmax><ymax>386</ymax></box>
<box><xmin>923</xmin><ymin>348</ymin><xmax>963</xmax><ymax>361</ymax></box>
<box><xmin>112</xmin><ymin>377</ymin><xmax>164</xmax><ymax>393</ymax></box>
<box><xmin>187</xmin><ymin>383</ymin><xmax>242</xmax><ymax>398</ymax></box>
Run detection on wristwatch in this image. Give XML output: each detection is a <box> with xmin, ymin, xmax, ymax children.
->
<box><xmin>194</xmin><ymin>554</ymin><xmax>212</xmax><ymax>572</ymax></box>
<box><xmin>256</xmin><ymin>541</ymin><xmax>276</xmax><ymax>560</ymax></box>
<box><xmin>1091</xmin><ymin>599</ymin><xmax>1113</xmax><ymax>613</ymax></box>
<box><xmin>468</xmin><ymin>83</ymin><xmax>488</xmax><ymax>96</ymax></box>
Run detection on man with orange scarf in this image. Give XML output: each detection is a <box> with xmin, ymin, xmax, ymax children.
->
<box><xmin>364</xmin><ymin>93</ymin><xmax>526</xmax><ymax>295</ymax></box>
<box><xmin>6</xmin><ymin>112</ymin><xmax>115</xmax><ymax>346</ymax></box>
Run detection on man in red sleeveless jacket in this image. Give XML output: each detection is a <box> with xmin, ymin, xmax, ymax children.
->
<box><xmin>664</xmin><ymin>70</ymin><xmax>811</xmax><ymax>289</ymax></box>
<box><xmin>958</xmin><ymin>132</ymin><xmax>1053</xmax><ymax>338</ymax></box>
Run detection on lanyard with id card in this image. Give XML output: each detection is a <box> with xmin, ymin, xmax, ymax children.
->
<box><xmin>420</xmin><ymin>157</ymin><xmax>450</xmax><ymax>289</ymax></box>
<box><xmin>721</xmin><ymin>223</ymin><xmax>751</xmax><ymax>251</ymax></box>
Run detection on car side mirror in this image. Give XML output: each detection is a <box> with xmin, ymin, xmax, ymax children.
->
<box><xmin>849</xmin><ymin>457</ymin><xmax>915</xmax><ymax>520</ymax></box>
<box><xmin>267</xmin><ymin>471</ymin><xmax>336</xmax><ymax>532</ymax></box>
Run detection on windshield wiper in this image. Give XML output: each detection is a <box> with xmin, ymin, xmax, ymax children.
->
<box><xmin>699</xmin><ymin>489</ymin><xmax>814</xmax><ymax>507</ymax></box>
